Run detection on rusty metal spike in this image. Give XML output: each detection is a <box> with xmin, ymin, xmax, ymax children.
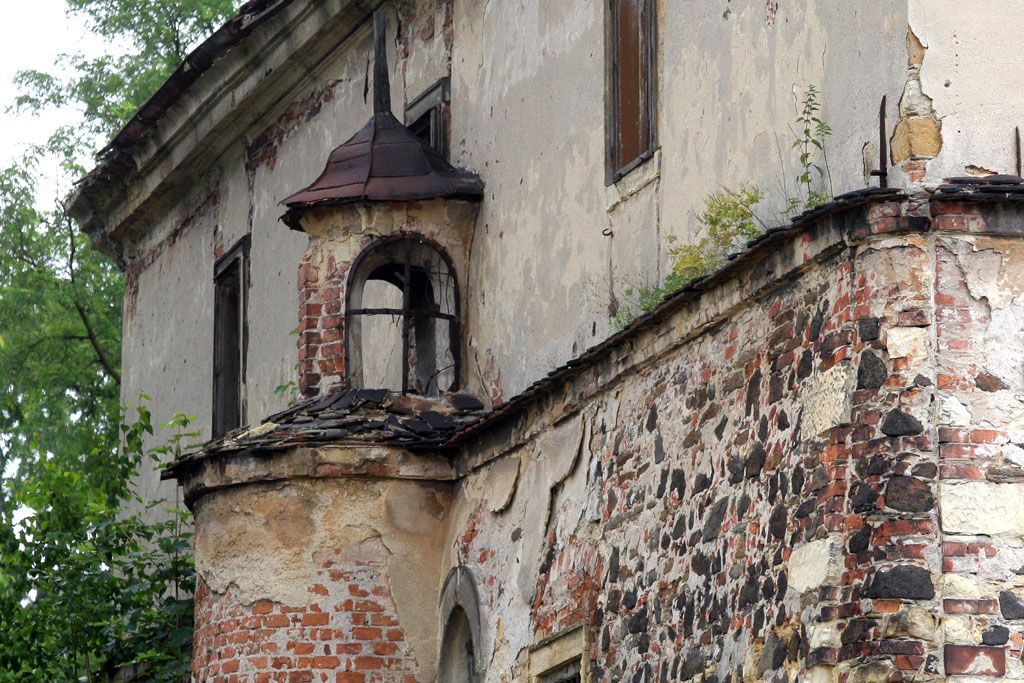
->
<box><xmin>373</xmin><ymin>9</ymin><xmax>391</xmax><ymax>116</ymax></box>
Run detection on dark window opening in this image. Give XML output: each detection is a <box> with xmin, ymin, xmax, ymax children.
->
<box><xmin>405</xmin><ymin>77</ymin><xmax>450</xmax><ymax>158</ymax></box>
<box><xmin>540</xmin><ymin>659</ymin><xmax>582</xmax><ymax>683</ymax></box>
<box><xmin>439</xmin><ymin>607</ymin><xmax>476</xmax><ymax>683</ymax></box>
<box><xmin>607</xmin><ymin>0</ymin><xmax>656</xmax><ymax>183</ymax></box>
<box><xmin>213</xmin><ymin>236</ymin><xmax>249</xmax><ymax>438</ymax></box>
<box><xmin>346</xmin><ymin>236</ymin><xmax>459</xmax><ymax>395</ymax></box>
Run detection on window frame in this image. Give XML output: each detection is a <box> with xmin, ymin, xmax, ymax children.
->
<box><xmin>405</xmin><ymin>76</ymin><xmax>451</xmax><ymax>158</ymax></box>
<box><xmin>528</xmin><ymin>624</ymin><xmax>589</xmax><ymax>683</ymax></box>
<box><xmin>605</xmin><ymin>0</ymin><xmax>658</xmax><ymax>185</ymax></box>
<box><xmin>212</xmin><ymin>234</ymin><xmax>250</xmax><ymax>438</ymax></box>
<box><xmin>344</xmin><ymin>234</ymin><xmax>461</xmax><ymax>395</ymax></box>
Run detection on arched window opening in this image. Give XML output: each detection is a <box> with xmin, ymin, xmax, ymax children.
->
<box><xmin>438</xmin><ymin>607</ymin><xmax>476</xmax><ymax>683</ymax></box>
<box><xmin>347</xmin><ymin>236</ymin><xmax>459</xmax><ymax>395</ymax></box>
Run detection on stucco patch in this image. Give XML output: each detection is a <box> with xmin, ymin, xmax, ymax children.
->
<box><xmin>799</xmin><ymin>363</ymin><xmax>855</xmax><ymax>437</ymax></box>
<box><xmin>984</xmin><ymin>302</ymin><xmax>1024</xmax><ymax>385</ymax></box>
<box><xmin>486</xmin><ymin>455</ymin><xmax>521</xmax><ymax>513</ymax></box>
<box><xmin>886</xmin><ymin>326</ymin><xmax>929</xmax><ymax>359</ymax></box>
<box><xmin>787</xmin><ymin>537</ymin><xmax>840</xmax><ymax>593</ymax></box>
<box><xmin>938</xmin><ymin>395</ymin><xmax>972</xmax><ymax>427</ymax></box>
<box><xmin>941</xmin><ymin>482</ymin><xmax>1024</xmax><ymax>535</ymax></box>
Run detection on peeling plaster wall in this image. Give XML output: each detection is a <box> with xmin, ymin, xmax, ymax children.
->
<box><xmin>118</xmin><ymin>4</ymin><xmax>426</xmax><ymax>456</ymax></box>
<box><xmin>451</xmin><ymin>0</ymin><xmax>908</xmax><ymax>399</ymax></box>
<box><xmin>907</xmin><ymin>1</ymin><xmax>1024</xmax><ymax>183</ymax></box>
<box><xmin>191</xmin><ymin>474</ymin><xmax>452</xmax><ymax>682</ymax></box>
<box><xmin>120</xmin><ymin>183</ymin><xmax>219</xmax><ymax>521</ymax></box>
<box><xmin>122</xmin><ymin>1</ymin><xmax>910</xmax><ymax>448</ymax></box>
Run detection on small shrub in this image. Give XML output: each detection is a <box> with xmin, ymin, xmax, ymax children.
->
<box><xmin>612</xmin><ymin>186</ymin><xmax>765</xmax><ymax>330</ymax></box>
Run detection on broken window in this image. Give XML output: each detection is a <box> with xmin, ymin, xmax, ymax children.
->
<box><xmin>607</xmin><ymin>0</ymin><xmax>657</xmax><ymax>183</ymax></box>
<box><xmin>406</xmin><ymin>77</ymin><xmax>450</xmax><ymax>157</ymax></box>
<box><xmin>212</xmin><ymin>236</ymin><xmax>249</xmax><ymax>437</ymax></box>
<box><xmin>346</xmin><ymin>236</ymin><xmax>459</xmax><ymax>395</ymax></box>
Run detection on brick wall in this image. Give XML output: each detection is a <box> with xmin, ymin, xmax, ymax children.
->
<box><xmin>193</xmin><ymin>562</ymin><xmax>418</xmax><ymax>682</ymax></box>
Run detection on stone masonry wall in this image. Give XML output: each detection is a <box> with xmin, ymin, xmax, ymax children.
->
<box><xmin>181</xmin><ymin>192</ymin><xmax>1024</xmax><ymax>682</ymax></box>
<box><xmin>442</xmin><ymin>194</ymin><xmax>1024</xmax><ymax>681</ymax></box>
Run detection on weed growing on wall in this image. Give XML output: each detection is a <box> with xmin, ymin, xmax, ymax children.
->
<box><xmin>788</xmin><ymin>84</ymin><xmax>834</xmax><ymax>214</ymax></box>
<box><xmin>612</xmin><ymin>186</ymin><xmax>765</xmax><ymax>331</ymax></box>
<box><xmin>612</xmin><ymin>86</ymin><xmax>833</xmax><ymax>331</ymax></box>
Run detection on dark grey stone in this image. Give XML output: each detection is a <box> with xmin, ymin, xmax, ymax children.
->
<box><xmin>866</xmin><ymin>565</ymin><xmax>935</xmax><ymax>600</ymax></box>
<box><xmin>881</xmin><ymin>410</ymin><xmax>924</xmax><ymax>437</ymax></box>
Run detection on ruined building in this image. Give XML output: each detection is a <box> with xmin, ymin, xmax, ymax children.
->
<box><xmin>71</xmin><ymin>0</ymin><xmax>1024</xmax><ymax>680</ymax></box>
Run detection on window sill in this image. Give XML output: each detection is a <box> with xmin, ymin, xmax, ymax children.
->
<box><xmin>606</xmin><ymin>149</ymin><xmax>660</xmax><ymax>212</ymax></box>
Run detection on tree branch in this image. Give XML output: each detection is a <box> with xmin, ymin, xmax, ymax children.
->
<box><xmin>72</xmin><ymin>299</ymin><xmax>120</xmax><ymax>385</ymax></box>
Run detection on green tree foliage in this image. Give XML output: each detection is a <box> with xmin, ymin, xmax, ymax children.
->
<box><xmin>0</xmin><ymin>0</ymin><xmax>235</xmax><ymax>679</ymax></box>
<box><xmin>14</xmin><ymin>0</ymin><xmax>235</xmax><ymax>136</ymax></box>
<box><xmin>0</xmin><ymin>406</ymin><xmax>196</xmax><ymax>682</ymax></box>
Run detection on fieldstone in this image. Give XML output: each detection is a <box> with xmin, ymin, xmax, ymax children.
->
<box><xmin>999</xmin><ymin>590</ymin><xmax>1024</xmax><ymax>619</ymax></box>
<box><xmin>769</xmin><ymin>504</ymin><xmax>788</xmax><ymax>540</ymax></box>
<box><xmin>670</xmin><ymin>469</ymin><xmax>686</xmax><ymax>499</ymax></box>
<box><xmin>799</xmin><ymin>363</ymin><xmax>855</xmax><ymax>436</ymax></box>
<box><xmin>628</xmin><ymin>606</ymin><xmax>648</xmax><ymax>634</ymax></box>
<box><xmin>857</xmin><ymin>351</ymin><xmax>887</xmax><ymax>390</ymax></box>
<box><xmin>848</xmin><ymin>660</ymin><xmax>895</xmax><ymax>683</ymax></box>
<box><xmin>745</xmin><ymin>443</ymin><xmax>766</xmax><ymax>479</ymax></box>
<box><xmin>701</xmin><ymin>498</ymin><xmax>730</xmax><ymax>542</ymax></box>
<box><xmin>858</xmin><ymin>317</ymin><xmax>880</xmax><ymax>342</ymax></box>
<box><xmin>983</xmin><ymin>625</ymin><xmax>1009</xmax><ymax>646</ymax></box>
<box><xmin>880</xmin><ymin>409</ymin><xmax>924</xmax><ymax>437</ymax></box>
<box><xmin>646</xmin><ymin>404</ymin><xmax>658</xmax><ymax>432</ymax></box>
<box><xmin>976</xmin><ymin>372</ymin><xmax>1008</xmax><ymax>392</ymax></box>
<box><xmin>885</xmin><ymin>606</ymin><xmax>938</xmax><ymax>641</ymax></box>
<box><xmin>654</xmin><ymin>432</ymin><xmax>665</xmax><ymax>463</ymax></box>
<box><xmin>849</xmin><ymin>526</ymin><xmax>871</xmax><ymax>553</ymax></box>
<box><xmin>787</xmin><ymin>538</ymin><xmax>838</xmax><ymax>593</ymax></box>
<box><xmin>671</xmin><ymin>515</ymin><xmax>687</xmax><ymax>540</ymax></box>
<box><xmin>886</xmin><ymin>326</ymin><xmax>929</xmax><ymax>359</ymax></box>
<box><xmin>850</xmin><ymin>482</ymin><xmax>878</xmax><ymax>513</ymax></box>
<box><xmin>942</xmin><ymin>482</ymin><xmax>1024</xmax><ymax>535</ymax></box>
<box><xmin>885</xmin><ymin>476</ymin><xmax>934</xmax><ymax>512</ymax></box>
<box><xmin>866</xmin><ymin>565</ymin><xmax>935</xmax><ymax>600</ymax></box>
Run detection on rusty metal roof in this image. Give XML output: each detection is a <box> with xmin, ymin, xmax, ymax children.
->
<box><xmin>279</xmin><ymin>9</ymin><xmax>483</xmax><ymax>230</ymax></box>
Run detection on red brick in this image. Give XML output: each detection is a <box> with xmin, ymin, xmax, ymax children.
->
<box><xmin>944</xmin><ymin>645</ymin><xmax>1005</xmax><ymax>676</ymax></box>
<box><xmin>301</xmin><ymin>612</ymin><xmax>330</xmax><ymax>627</ymax></box>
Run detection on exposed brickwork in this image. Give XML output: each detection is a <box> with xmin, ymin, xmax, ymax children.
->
<box><xmin>123</xmin><ymin>190</ymin><xmax>219</xmax><ymax>320</ymax></box>
<box><xmin>297</xmin><ymin>248</ymin><xmax>348</xmax><ymax>397</ymax></box>
<box><xmin>245</xmin><ymin>81</ymin><xmax>341</xmax><ymax>182</ymax></box>
<box><xmin>193</xmin><ymin>554</ymin><xmax>419</xmax><ymax>682</ymax></box>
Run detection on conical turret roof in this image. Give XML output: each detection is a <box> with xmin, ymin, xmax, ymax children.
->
<box><xmin>280</xmin><ymin>10</ymin><xmax>483</xmax><ymax>230</ymax></box>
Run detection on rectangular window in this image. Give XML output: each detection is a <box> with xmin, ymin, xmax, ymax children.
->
<box><xmin>540</xmin><ymin>659</ymin><xmax>581</xmax><ymax>683</ymax></box>
<box><xmin>212</xmin><ymin>236</ymin><xmax>249</xmax><ymax>438</ymax></box>
<box><xmin>607</xmin><ymin>0</ymin><xmax>656</xmax><ymax>183</ymax></box>
<box><xmin>405</xmin><ymin>77</ymin><xmax>450</xmax><ymax>158</ymax></box>
<box><xmin>529</xmin><ymin>625</ymin><xmax>587</xmax><ymax>683</ymax></box>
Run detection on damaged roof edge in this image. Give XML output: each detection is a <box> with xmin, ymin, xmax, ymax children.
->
<box><xmin>68</xmin><ymin>0</ymin><xmax>295</xmax><ymax>251</ymax></box>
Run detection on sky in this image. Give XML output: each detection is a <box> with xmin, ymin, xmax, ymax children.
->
<box><xmin>0</xmin><ymin>1</ymin><xmax>111</xmax><ymax>197</ymax></box>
